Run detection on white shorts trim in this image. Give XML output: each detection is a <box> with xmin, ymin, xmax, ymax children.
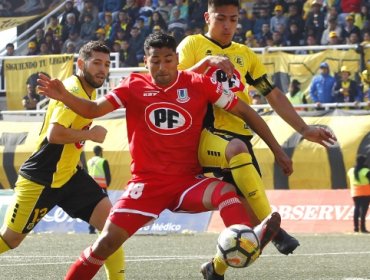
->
<box><xmin>173</xmin><ymin>176</ymin><xmax>213</xmax><ymax>211</ymax></box>
<box><xmin>111</xmin><ymin>208</ymin><xmax>159</xmax><ymax>219</ymax></box>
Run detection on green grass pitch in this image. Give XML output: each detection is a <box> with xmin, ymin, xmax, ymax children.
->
<box><xmin>0</xmin><ymin>232</ymin><xmax>369</xmax><ymax>279</ymax></box>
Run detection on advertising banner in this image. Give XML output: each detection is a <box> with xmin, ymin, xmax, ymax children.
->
<box><xmin>0</xmin><ymin>189</ymin><xmax>13</xmax><ymax>225</ymax></box>
<box><xmin>207</xmin><ymin>190</ymin><xmax>369</xmax><ymax>233</ymax></box>
<box><xmin>1</xmin><ymin>190</ymin><xmax>365</xmax><ymax>234</ymax></box>
<box><xmin>0</xmin><ymin>190</ymin><xmax>211</xmax><ymax>234</ymax></box>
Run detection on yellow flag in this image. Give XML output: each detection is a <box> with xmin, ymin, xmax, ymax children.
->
<box><xmin>4</xmin><ymin>54</ymin><xmax>73</xmax><ymax>110</ymax></box>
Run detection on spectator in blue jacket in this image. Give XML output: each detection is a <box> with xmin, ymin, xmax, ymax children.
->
<box><xmin>309</xmin><ymin>62</ymin><xmax>336</xmax><ymax>108</ymax></box>
<box><xmin>98</xmin><ymin>0</ymin><xmax>124</xmax><ymax>23</ymax></box>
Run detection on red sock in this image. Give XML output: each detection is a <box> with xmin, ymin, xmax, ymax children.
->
<box><xmin>216</xmin><ymin>192</ymin><xmax>252</xmax><ymax>227</ymax></box>
<box><xmin>65</xmin><ymin>246</ymin><xmax>105</xmax><ymax>280</ymax></box>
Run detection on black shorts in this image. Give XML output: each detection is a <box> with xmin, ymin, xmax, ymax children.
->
<box><xmin>6</xmin><ymin>168</ymin><xmax>108</xmax><ymax>234</ymax></box>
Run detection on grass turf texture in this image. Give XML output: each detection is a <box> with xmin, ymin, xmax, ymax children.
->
<box><xmin>0</xmin><ymin>232</ymin><xmax>369</xmax><ymax>279</ymax></box>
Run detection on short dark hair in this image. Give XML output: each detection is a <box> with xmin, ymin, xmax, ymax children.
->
<box><xmin>355</xmin><ymin>154</ymin><xmax>368</xmax><ymax>180</ymax></box>
<box><xmin>143</xmin><ymin>32</ymin><xmax>177</xmax><ymax>54</ymax></box>
<box><xmin>6</xmin><ymin>43</ymin><xmax>14</xmax><ymax>48</ymax></box>
<box><xmin>27</xmin><ymin>72</ymin><xmax>50</xmax><ymax>87</ymax></box>
<box><xmin>208</xmin><ymin>0</ymin><xmax>240</xmax><ymax>9</ymax></box>
<box><xmin>78</xmin><ymin>41</ymin><xmax>110</xmax><ymax>61</ymax></box>
<box><xmin>93</xmin><ymin>145</ymin><xmax>103</xmax><ymax>155</ymax></box>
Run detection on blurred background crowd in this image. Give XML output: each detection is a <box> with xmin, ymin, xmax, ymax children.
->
<box><xmin>3</xmin><ymin>0</ymin><xmax>369</xmax><ymax>67</ymax></box>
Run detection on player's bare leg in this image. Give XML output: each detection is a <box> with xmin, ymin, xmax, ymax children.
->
<box><xmin>89</xmin><ymin>197</ymin><xmax>125</xmax><ymax>280</ymax></box>
<box><xmin>65</xmin><ymin>220</ymin><xmax>129</xmax><ymax>280</ymax></box>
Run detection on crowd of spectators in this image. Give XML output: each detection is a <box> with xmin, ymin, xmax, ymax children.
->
<box><xmin>2</xmin><ymin>0</ymin><xmax>370</xmax><ymax>108</ymax></box>
<box><xmin>8</xmin><ymin>0</ymin><xmax>370</xmax><ymax>68</ymax></box>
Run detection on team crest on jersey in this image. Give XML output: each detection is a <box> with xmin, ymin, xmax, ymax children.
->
<box><xmin>176</xmin><ymin>88</ymin><xmax>190</xmax><ymax>103</ymax></box>
<box><xmin>70</xmin><ymin>86</ymin><xmax>79</xmax><ymax>94</ymax></box>
<box><xmin>145</xmin><ymin>102</ymin><xmax>192</xmax><ymax>135</ymax></box>
<box><xmin>234</xmin><ymin>56</ymin><xmax>244</xmax><ymax>67</ymax></box>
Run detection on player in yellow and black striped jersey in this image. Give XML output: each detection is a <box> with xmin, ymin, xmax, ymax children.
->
<box><xmin>19</xmin><ymin>75</ymin><xmax>96</xmax><ymax>187</ymax></box>
<box><xmin>178</xmin><ymin>1</ymin><xmax>337</xmax><ymax>278</ymax></box>
<box><xmin>0</xmin><ymin>41</ymin><xmax>125</xmax><ymax>280</ymax></box>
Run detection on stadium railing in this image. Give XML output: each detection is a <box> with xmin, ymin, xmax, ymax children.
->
<box><xmin>1</xmin><ymin>102</ymin><xmax>369</xmax><ymax>122</ymax></box>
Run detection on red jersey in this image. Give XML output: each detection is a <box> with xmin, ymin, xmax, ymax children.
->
<box><xmin>105</xmin><ymin>70</ymin><xmax>238</xmax><ymax>179</ymax></box>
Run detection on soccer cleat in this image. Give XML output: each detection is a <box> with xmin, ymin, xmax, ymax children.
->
<box><xmin>200</xmin><ymin>261</ymin><xmax>224</xmax><ymax>280</ymax></box>
<box><xmin>272</xmin><ymin>228</ymin><xmax>300</xmax><ymax>255</ymax></box>
<box><xmin>253</xmin><ymin>212</ymin><xmax>281</xmax><ymax>252</ymax></box>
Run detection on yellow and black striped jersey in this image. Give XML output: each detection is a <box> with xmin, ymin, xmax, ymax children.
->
<box><xmin>177</xmin><ymin>34</ymin><xmax>267</xmax><ymax>136</ymax></box>
<box><xmin>19</xmin><ymin>75</ymin><xmax>95</xmax><ymax>188</ymax></box>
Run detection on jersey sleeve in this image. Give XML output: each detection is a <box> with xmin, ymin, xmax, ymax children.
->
<box><xmin>245</xmin><ymin>50</ymin><xmax>274</xmax><ymax>96</ymax></box>
<box><xmin>105</xmin><ymin>76</ymin><xmax>131</xmax><ymax>109</ymax></box>
<box><xmin>201</xmin><ymin>75</ymin><xmax>238</xmax><ymax>111</ymax></box>
<box><xmin>49</xmin><ymin>100</ymin><xmax>77</xmax><ymax>127</ymax></box>
<box><xmin>177</xmin><ymin>36</ymin><xmax>197</xmax><ymax>70</ymax></box>
<box><xmin>49</xmin><ymin>79</ymin><xmax>81</xmax><ymax>127</ymax></box>
<box><xmin>248</xmin><ymin>49</ymin><xmax>267</xmax><ymax>80</ymax></box>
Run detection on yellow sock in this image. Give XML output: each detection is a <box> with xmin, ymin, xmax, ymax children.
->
<box><xmin>229</xmin><ymin>153</ymin><xmax>271</xmax><ymax>221</ymax></box>
<box><xmin>104</xmin><ymin>245</ymin><xmax>125</xmax><ymax>280</ymax></box>
<box><xmin>0</xmin><ymin>235</ymin><xmax>11</xmax><ymax>253</ymax></box>
<box><xmin>213</xmin><ymin>255</ymin><xmax>228</xmax><ymax>276</ymax></box>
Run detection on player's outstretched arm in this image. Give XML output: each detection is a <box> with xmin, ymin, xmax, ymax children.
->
<box><xmin>229</xmin><ymin>99</ymin><xmax>293</xmax><ymax>176</ymax></box>
<box><xmin>266</xmin><ymin>87</ymin><xmax>337</xmax><ymax>147</ymax></box>
<box><xmin>37</xmin><ymin>73</ymin><xmax>114</xmax><ymax>119</ymax></box>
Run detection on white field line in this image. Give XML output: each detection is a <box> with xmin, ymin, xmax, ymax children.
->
<box><xmin>0</xmin><ymin>251</ymin><xmax>370</xmax><ymax>267</ymax></box>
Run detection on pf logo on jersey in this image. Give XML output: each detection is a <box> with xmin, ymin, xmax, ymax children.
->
<box><xmin>145</xmin><ymin>102</ymin><xmax>192</xmax><ymax>135</ymax></box>
<box><xmin>205</xmin><ymin>66</ymin><xmax>245</xmax><ymax>93</ymax></box>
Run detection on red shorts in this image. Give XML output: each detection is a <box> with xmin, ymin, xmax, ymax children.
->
<box><xmin>109</xmin><ymin>174</ymin><xmax>223</xmax><ymax>236</ymax></box>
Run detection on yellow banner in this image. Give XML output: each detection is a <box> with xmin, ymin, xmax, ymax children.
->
<box><xmin>365</xmin><ymin>47</ymin><xmax>370</xmax><ymax>69</ymax></box>
<box><xmin>252</xmin><ymin>113</ymin><xmax>370</xmax><ymax>190</ymax></box>
<box><xmin>0</xmin><ymin>114</ymin><xmax>369</xmax><ymax>190</ymax></box>
<box><xmin>4</xmin><ymin>54</ymin><xmax>73</xmax><ymax>110</ymax></box>
<box><xmin>257</xmin><ymin>49</ymin><xmax>361</xmax><ymax>97</ymax></box>
<box><xmin>0</xmin><ymin>119</ymin><xmax>131</xmax><ymax>190</ymax></box>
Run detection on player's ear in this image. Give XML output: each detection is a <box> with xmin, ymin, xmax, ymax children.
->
<box><xmin>204</xmin><ymin>12</ymin><xmax>210</xmax><ymax>23</ymax></box>
<box><xmin>77</xmin><ymin>58</ymin><xmax>84</xmax><ymax>71</ymax></box>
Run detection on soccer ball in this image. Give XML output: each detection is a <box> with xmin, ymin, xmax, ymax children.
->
<box><xmin>216</xmin><ymin>224</ymin><xmax>261</xmax><ymax>268</ymax></box>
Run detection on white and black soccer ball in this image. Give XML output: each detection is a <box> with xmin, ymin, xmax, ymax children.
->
<box><xmin>216</xmin><ymin>224</ymin><xmax>261</xmax><ymax>268</ymax></box>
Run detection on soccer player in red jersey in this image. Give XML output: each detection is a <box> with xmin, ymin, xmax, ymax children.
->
<box><xmin>38</xmin><ymin>33</ymin><xmax>291</xmax><ymax>280</ymax></box>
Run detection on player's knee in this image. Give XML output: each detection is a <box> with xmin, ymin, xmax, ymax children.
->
<box><xmin>93</xmin><ymin>238</ymin><xmax>120</xmax><ymax>259</ymax></box>
<box><xmin>94</xmin><ymin>228</ymin><xmax>128</xmax><ymax>259</ymax></box>
<box><xmin>221</xmin><ymin>182</ymin><xmax>237</xmax><ymax>194</ymax></box>
<box><xmin>211</xmin><ymin>181</ymin><xmax>238</xmax><ymax>207</ymax></box>
<box><xmin>225</xmin><ymin>138</ymin><xmax>249</xmax><ymax>161</ymax></box>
